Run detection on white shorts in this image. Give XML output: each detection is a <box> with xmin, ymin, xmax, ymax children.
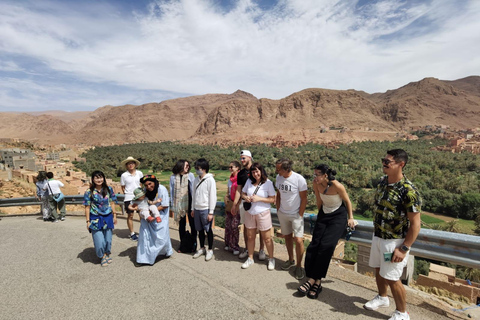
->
<box><xmin>368</xmin><ymin>236</ymin><xmax>409</xmax><ymax>281</ymax></box>
<box><xmin>277</xmin><ymin>210</ymin><xmax>304</xmax><ymax>238</ymax></box>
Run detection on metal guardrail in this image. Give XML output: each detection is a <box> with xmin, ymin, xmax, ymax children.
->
<box><xmin>3</xmin><ymin>197</ymin><xmax>480</xmax><ymax>269</ymax></box>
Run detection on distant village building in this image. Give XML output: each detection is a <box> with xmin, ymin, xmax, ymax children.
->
<box><xmin>416</xmin><ymin>263</ymin><xmax>480</xmax><ymax>304</ymax></box>
<box><xmin>46</xmin><ymin>152</ymin><xmax>60</xmax><ymax>161</ymax></box>
<box><xmin>0</xmin><ymin>148</ymin><xmax>41</xmax><ymax>171</ymax></box>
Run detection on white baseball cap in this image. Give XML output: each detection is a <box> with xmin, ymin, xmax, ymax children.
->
<box><xmin>240</xmin><ymin>150</ymin><xmax>252</xmax><ymax>160</ymax></box>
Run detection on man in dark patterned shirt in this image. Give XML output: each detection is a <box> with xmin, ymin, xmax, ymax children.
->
<box><xmin>363</xmin><ymin>149</ymin><xmax>421</xmax><ymax>320</ymax></box>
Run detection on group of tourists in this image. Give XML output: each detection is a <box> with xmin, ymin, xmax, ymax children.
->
<box><xmin>35</xmin><ymin>171</ymin><xmax>66</xmax><ymax>222</ymax></box>
<box><xmin>40</xmin><ymin>146</ymin><xmax>419</xmax><ymax>320</ymax></box>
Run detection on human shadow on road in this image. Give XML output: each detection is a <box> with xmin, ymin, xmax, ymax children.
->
<box><xmin>292</xmin><ymin>283</ymin><xmax>387</xmax><ymax>319</ymax></box>
<box><xmin>113</xmin><ymin>228</ymin><xmax>134</xmax><ymax>240</ymax></box>
<box><xmin>118</xmin><ymin>246</ymin><xmax>136</xmax><ymax>263</ymax></box>
<box><xmin>77</xmin><ymin>247</ymin><xmax>100</xmax><ymax>265</ymax></box>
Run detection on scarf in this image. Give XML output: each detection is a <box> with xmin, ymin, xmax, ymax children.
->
<box><xmin>229</xmin><ymin>172</ymin><xmax>238</xmax><ymax>201</ymax></box>
<box><xmin>173</xmin><ymin>174</ymin><xmax>189</xmax><ymax>222</ymax></box>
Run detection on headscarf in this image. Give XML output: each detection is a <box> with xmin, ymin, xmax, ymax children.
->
<box><xmin>140</xmin><ymin>175</ymin><xmax>159</xmax><ymax>201</ymax></box>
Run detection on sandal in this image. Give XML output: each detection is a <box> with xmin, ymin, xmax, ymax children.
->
<box><xmin>101</xmin><ymin>256</ymin><xmax>108</xmax><ymax>267</ymax></box>
<box><xmin>307</xmin><ymin>283</ymin><xmax>322</xmax><ymax>299</ymax></box>
<box><xmin>297</xmin><ymin>281</ymin><xmax>313</xmax><ymax>295</ymax></box>
<box><xmin>106</xmin><ymin>255</ymin><xmax>112</xmax><ymax>264</ymax></box>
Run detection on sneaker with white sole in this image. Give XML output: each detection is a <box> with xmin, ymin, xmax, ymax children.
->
<box><xmin>258</xmin><ymin>249</ymin><xmax>266</xmax><ymax>261</ymax></box>
<box><xmin>364</xmin><ymin>295</ymin><xmax>390</xmax><ymax>310</ymax></box>
<box><xmin>281</xmin><ymin>260</ymin><xmax>296</xmax><ymax>270</ymax></box>
<box><xmin>241</xmin><ymin>257</ymin><xmax>254</xmax><ymax>269</ymax></box>
<box><xmin>193</xmin><ymin>248</ymin><xmax>206</xmax><ymax>259</ymax></box>
<box><xmin>267</xmin><ymin>258</ymin><xmax>275</xmax><ymax>271</ymax></box>
<box><xmin>205</xmin><ymin>250</ymin><xmax>214</xmax><ymax>261</ymax></box>
<box><xmin>388</xmin><ymin>310</ymin><xmax>410</xmax><ymax>320</ymax></box>
<box><xmin>233</xmin><ymin>250</ymin><xmax>240</xmax><ymax>255</ymax></box>
<box><xmin>238</xmin><ymin>250</ymin><xmax>248</xmax><ymax>259</ymax></box>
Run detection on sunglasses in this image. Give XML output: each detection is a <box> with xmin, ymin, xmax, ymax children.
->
<box><xmin>381</xmin><ymin>158</ymin><xmax>395</xmax><ymax>165</ymax></box>
<box><xmin>229</xmin><ymin>166</ymin><xmax>235</xmax><ymax>169</ymax></box>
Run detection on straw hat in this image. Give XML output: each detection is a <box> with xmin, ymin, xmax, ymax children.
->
<box><xmin>121</xmin><ymin>156</ymin><xmax>140</xmax><ymax>168</ymax></box>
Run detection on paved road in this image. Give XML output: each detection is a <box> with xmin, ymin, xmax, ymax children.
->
<box><xmin>0</xmin><ymin>215</ymin><xmax>452</xmax><ymax>320</ymax></box>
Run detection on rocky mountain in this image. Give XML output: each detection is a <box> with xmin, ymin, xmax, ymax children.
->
<box><xmin>1</xmin><ymin>76</ymin><xmax>479</xmax><ymax>146</ymax></box>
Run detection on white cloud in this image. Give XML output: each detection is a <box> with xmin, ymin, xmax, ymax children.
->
<box><xmin>0</xmin><ymin>0</ymin><xmax>479</xmax><ymax>111</ymax></box>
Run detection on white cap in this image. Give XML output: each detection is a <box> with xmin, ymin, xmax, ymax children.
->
<box><xmin>240</xmin><ymin>150</ymin><xmax>252</xmax><ymax>160</ymax></box>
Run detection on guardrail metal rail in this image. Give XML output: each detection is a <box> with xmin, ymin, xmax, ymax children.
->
<box><xmin>2</xmin><ymin>197</ymin><xmax>480</xmax><ymax>269</ymax></box>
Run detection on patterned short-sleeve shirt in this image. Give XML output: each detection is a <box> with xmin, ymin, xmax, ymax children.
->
<box><xmin>83</xmin><ymin>186</ymin><xmax>118</xmax><ymax>216</ymax></box>
<box><xmin>373</xmin><ymin>175</ymin><xmax>421</xmax><ymax>240</ymax></box>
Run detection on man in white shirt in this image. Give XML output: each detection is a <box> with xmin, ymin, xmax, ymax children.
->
<box><xmin>120</xmin><ymin>156</ymin><xmax>143</xmax><ymax>241</ymax></box>
<box><xmin>275</xmin><ymin>158</ymin><xmax>308</xmax><ymax>280</ymax></box>
<box><xmin>42</xmin><ymin>172</ymin><xmax>66</xmax><ymax>222</ymax></box>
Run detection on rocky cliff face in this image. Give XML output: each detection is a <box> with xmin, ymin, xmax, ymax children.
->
<box><xmin>1</xmin><ymin>76</ymin><xmax>479</xmax><ymax>146</ymax></box>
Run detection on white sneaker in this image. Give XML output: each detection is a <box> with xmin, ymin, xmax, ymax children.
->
<box><xmin>205</xmin><ymin>250</ymin><xmax>214</xmax><ymax>261</ymax></box>
<box><xmin>193</xmin><ymin>248</ymin><xmax>205</xmax><ymax>259</ymax></box>
<box><xmin>224</xmin><ymin>246</ymin><xmax>230</xmax><ymax>251</ymax></box>
<box><xmin>239</xmin><ymin>250</ymin><xmax>248</xmax><ymax>259</ymax></box>
<box><xmin>388</xmin><ymin>310</ymin><xmax>410</xmax><ymax>320</ymax></box>
<box><xmin>241</xmin><ymin>257</ymin><xmax>254</xmax><ymax>269</ymax></box>
<box><xmin>258</xmin><ymin>249</ymin><xmax>266</xmax><ymax>261</ymax></box>
<box><xmin>363</xmin><ymin>295</ymin><xmax>390</xmax><ymax>310</ymax></box>
<box><xmin>233</xmin><ymin>250</ymin><xmax>240</xmax><ymax>255</ymax></box>
<box><xmin>267</xmin><ymin>258</ymin><xmax>275</xmax><ymax>271</ymax></box>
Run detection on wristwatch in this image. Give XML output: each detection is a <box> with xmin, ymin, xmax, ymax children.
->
<box><xmin>400</xmin><ymin>244</ymin><xmax>410</xmax><ymax>252</ymax></box>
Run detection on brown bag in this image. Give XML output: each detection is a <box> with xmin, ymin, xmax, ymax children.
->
<box><xmin>224</xmin><ymin>194</ymin><xmax>234</xmax><ymax>212</ymax></box>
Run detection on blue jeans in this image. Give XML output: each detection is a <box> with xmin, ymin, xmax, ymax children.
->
<box><xmin>91</xmin><ymin>229</ymin><xmax>112</xmax><ymax>258</ymax></box>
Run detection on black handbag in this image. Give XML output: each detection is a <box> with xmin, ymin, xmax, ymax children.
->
<box><xmin>242</xmin><ymin>183</ymin><xmax>262</xmax><ymax>211</ymax></box>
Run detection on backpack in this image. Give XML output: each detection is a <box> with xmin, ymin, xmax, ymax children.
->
<box><xmin>179</xmin><ymin>231</ymin><xmax>196</xmax><ymax>253</ymax></box>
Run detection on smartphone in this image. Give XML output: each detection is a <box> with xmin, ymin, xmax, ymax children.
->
<box><xmin>383</xmin><ymin>252</ymin><xmax>393</xmax><ymax>262</ymax></box>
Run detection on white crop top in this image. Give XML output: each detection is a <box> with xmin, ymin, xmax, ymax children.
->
<box><xmin>319</xmin><ymin>193</ymin><xmax>342</xmax><ymax>213</ymax></box>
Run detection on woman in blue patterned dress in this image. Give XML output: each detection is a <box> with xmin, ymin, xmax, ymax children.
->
<box><xmin>83</xmin><ymin>171</ymin><xmax>118</xmax><ymax>267</ymax></box>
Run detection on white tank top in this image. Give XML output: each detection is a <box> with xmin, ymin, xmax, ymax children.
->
<box><xmin>319</xmin><ymin>193</ymin><xmax>342</xmax><ymax>213</ymax></box>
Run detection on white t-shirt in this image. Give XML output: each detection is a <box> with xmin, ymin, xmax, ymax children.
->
<box><xmin>43</xmin><ymin>180</ymin><xmax>64</xmax><ymax>194</ymax></box>
<box><xmin>242</xmin><ymin>179</ymin><xmax>275</xmax><ymax>215</ymax></box>
<box><xmin>120</xmin><ymin>170</ymin><xmax>143</xmax><ymax>201</ymax></box>
<box><xmin>275</xmin><ymin>171</ymin><xmax>308</xmax><ymax>215</ymax></box>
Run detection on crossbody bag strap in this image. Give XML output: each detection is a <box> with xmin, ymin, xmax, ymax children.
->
<box><xmin>252</xmin><ymin>182</ymin><xmax>263</xmax><ymax>195</ymax></box>
<box><xmin>47</xmin><ymin>181</ymin><xmax>54</xmax><ymax>195</ymax></box>
<box><xmin>195</xmin><ymin>178</ymin><xmax>207</xmax><ymax>190</ymax></box>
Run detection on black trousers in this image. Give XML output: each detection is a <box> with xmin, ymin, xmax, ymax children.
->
<box><xmin>179</xmin><ymin>213</ymin><xmax>197</xmax><ymax>251</ymax></box>
<box><xmin>198</xmin><ymin>225</ymin><xmax>214</xmax><ymax>250</ymax></box>
<box><xmin>305</xmin><ymin>206</ymin><xmax>347</xmax><ymax>280</ymax></box>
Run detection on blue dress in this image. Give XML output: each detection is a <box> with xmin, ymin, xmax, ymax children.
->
<box><xmin>137</xmin><ymin>185</ymin><xmax>174</xmax><ymax>265</ymax></box>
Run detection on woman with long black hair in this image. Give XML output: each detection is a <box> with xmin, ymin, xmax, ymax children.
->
<box><xmin>169</xmin><ymin>159</ymin><xmax>196</xmax><ymax>253</ymax></box>
<box><xmin>297</xmin><ymin>164</ymin><xmax>355</xmax><ymax>298</ymax></box>
<box><xmin>83</xmin><ymin>171</ymin><xmax>118</xmax><ymax>267</ymax></box>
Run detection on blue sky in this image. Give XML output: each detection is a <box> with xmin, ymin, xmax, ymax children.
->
<box><xmin>0</xmin><ymin>0</ymin><xmax>479</xmax><ymax>112</ymax></box>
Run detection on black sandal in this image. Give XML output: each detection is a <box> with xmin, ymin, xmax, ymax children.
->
<box><xmin>297</xmin><ymin>281</ymin><xmax>313</xmax><ymax>295</ymax></box>
<box><xmin>307</xmin><ymin>283</ymin><xmax>322</xmax><ymax>299</ymax></box>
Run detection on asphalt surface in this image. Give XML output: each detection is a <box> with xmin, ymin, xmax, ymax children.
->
<box><xmin>0</xmin><ymin>215</ymin><xmax>454</xmax><ymax>320</ymax></box>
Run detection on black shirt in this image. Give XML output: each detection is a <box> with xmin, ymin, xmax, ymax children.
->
<box><xmin>237</xmin><ymin>168</ymin><xmax>250</xmax><ymax>188</ymax></box>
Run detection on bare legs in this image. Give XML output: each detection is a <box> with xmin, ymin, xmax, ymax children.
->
<box><xmin>375</xmin><ymin>268</ymin><xmax>407</xmax><ymax>313</ymax></box>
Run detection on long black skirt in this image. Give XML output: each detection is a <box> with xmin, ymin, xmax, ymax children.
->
<box><xmin>304</xmin><ymin>205</ymin><xmax>347</xmax><ymax>280</ymax></box>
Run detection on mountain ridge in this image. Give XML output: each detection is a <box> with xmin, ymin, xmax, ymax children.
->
<box><xmin>2</xmin><ymin>76</ymin><xmax>479</xmax><ymax>146</ymax></box>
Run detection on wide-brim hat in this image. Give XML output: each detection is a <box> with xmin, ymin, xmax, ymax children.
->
<box><xmin>121</xmin><ymin>156</ymin><xmax>140</xmax><ymax>168</ymax></box>
<box><xmin>132</xmin><ymin>187</ymin><xmax>145</xmax><ymax>201</ymax></box>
